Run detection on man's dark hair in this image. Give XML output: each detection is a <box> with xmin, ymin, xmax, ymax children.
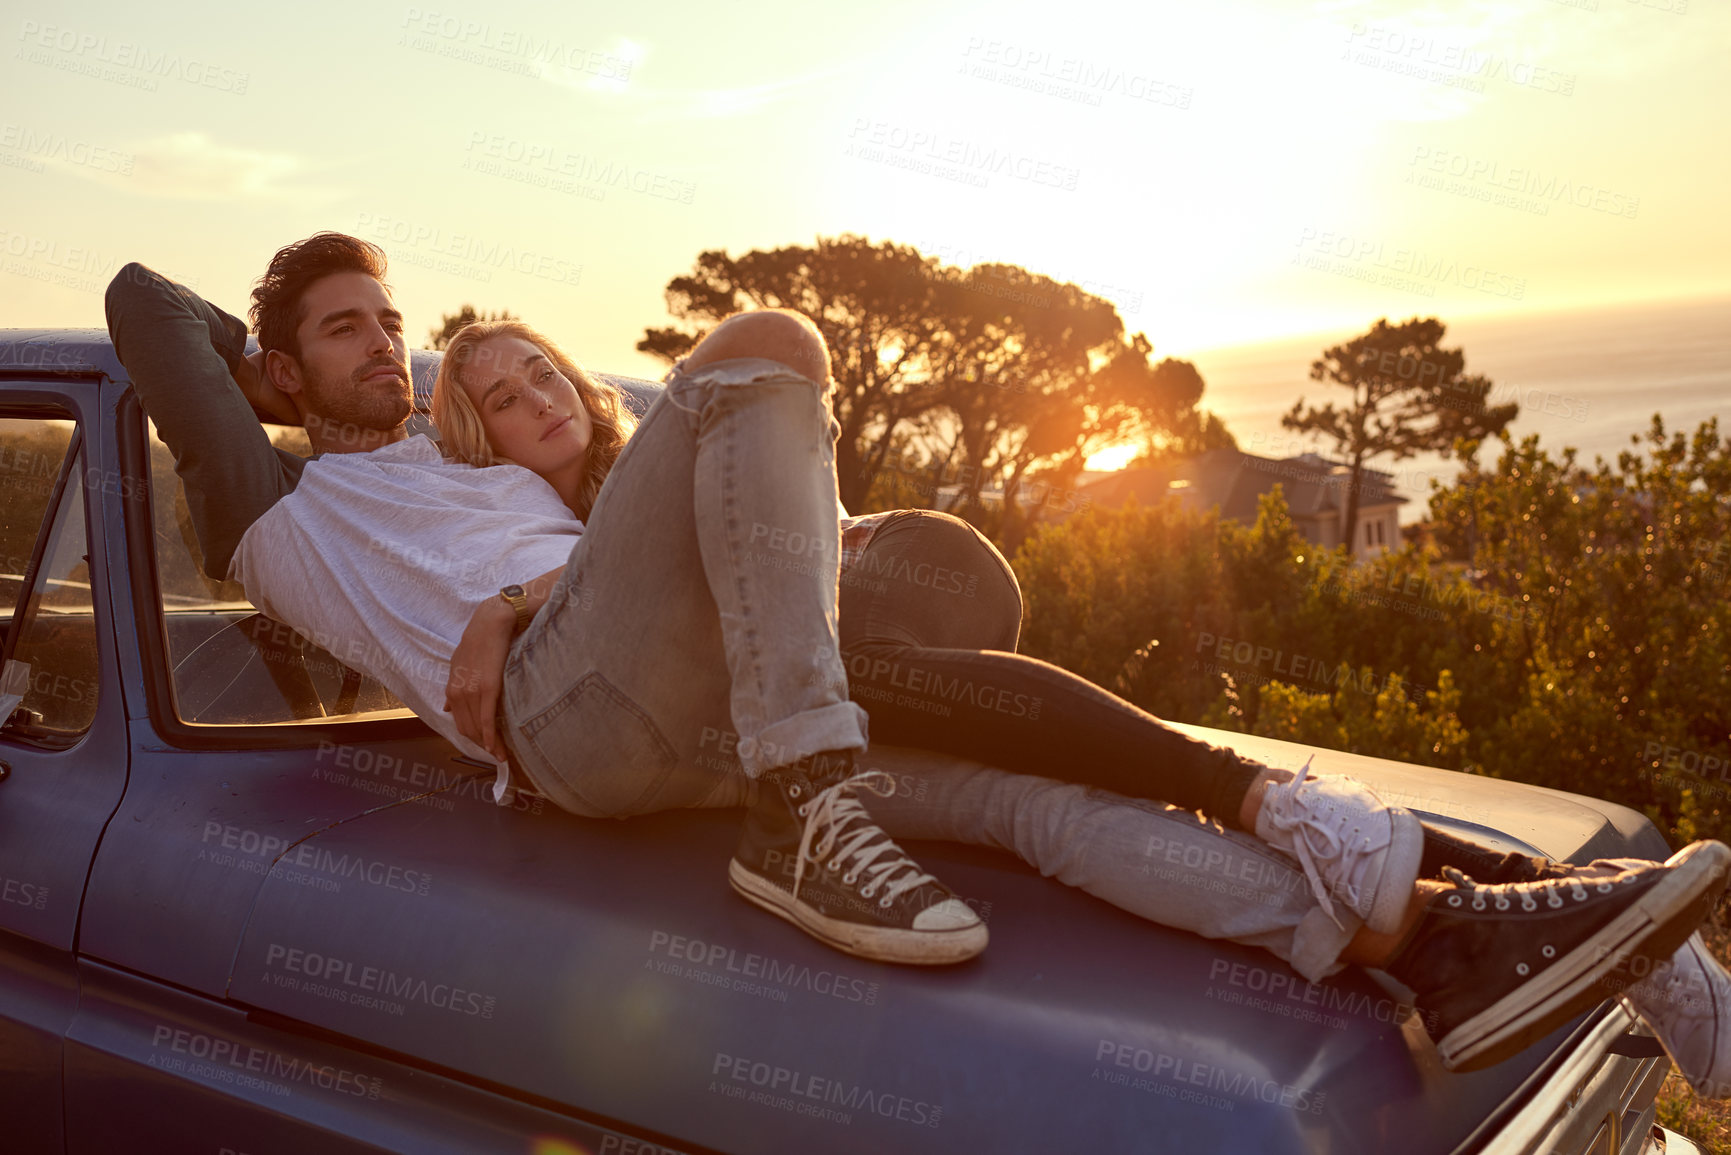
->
<box><xmin>249</xmin><ymin>232</ymin><xmax>390</xmax><ymax>357</ymax></box>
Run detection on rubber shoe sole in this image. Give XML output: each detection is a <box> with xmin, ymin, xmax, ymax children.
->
<box><xmin>729</xmin><ymin>858</ymin><xmax>988</xmax><ymax>966</ymax></box>
<box><xmin>1439</xmin><ymin>840</ymin><xmax>1731</xmax><ymax>1073</ymax></box>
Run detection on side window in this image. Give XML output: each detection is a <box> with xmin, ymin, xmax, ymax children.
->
<box><xmin>146</xmin><ymin>420</ymin><xmax>408</xmax><ymax>726</ymax></box>
<box><xmin>0</xmin><ymin>420</ymin><xmax>70</xmax><ymax>611</ymax></box>
<box><xmin>0</xmin><ymin>417</ymin><xmax>100</xmax><ymax>745</ymax></box>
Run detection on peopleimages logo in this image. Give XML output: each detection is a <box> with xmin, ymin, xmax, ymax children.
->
<box><xmin>462</xmin><ymin>132</ymin><xmax>696</xmax><ymax>204</ymax></box>
<box><xmin>1192</xmin><ymin>631</ymin><xmax>1430</xmax><ymax>704</ymax></box>
<box><xmin>150</xmin><ymin>1026</ymin><xmax>382</xmax><ymax>1099</ymax></box>
<box><xmin>397</xmin><ymin>9</ymin><xmax>633</xmax><ymax>81</ymax></box>
<box><xmin>845</xmin><ymin>118</ymin><xmax>1081</xmax><ymax>191</ymax></box>
<box><xmin>711</xmin><ymin>1052</ymin><xmax>944</xmax><ymax>1128</ymax></box>
<box><xmin>1342</xmin><ymin>24</ymin><xmax>1576</xmax><ymax>96</ymax></box>
<box><xmin>649</xmin><ymin>930</ymin><xmax>881</xmax><ymax>1005</ymax></box>
<box><xmin>841</xmin><ymin>654</ymin><xmax>1043</xmax><ymax>720</ymax></box>
<box><xmin>263</xmin><ymin>944</ymin><xmax>497</xmax><ymax>1019</ymax></box>
<box><xmin>1293</xmin><ymin>227</ymin><xmax>1526</xmax><ymax>300</ymax></box>
<box><xmin>1094</xmin><ymin>1039</ymin><xmax>1327</xmax><ymax>1114</ymax></box>
<box><xmin>353</xmin><ymin>212</ymin><xmax>584</xmax><ymax>287</ymax></box>
<box><xmin>1</xmin><ymin>873</ymin><xmax>49</xmax><ymax>911</ymax></box>
<box><xmin>1206</xmin><ymin>958</ymin><xmax>1440</xmax><ymax>1035</ymax></box>
<box><xmin>202</xmin><ymin>821</ymin><xmax>433</xmax><ymax>895</ymax></box>
<box><xmin>1406</xmin><ymin>147</ymin><xmax>1639</xmax><ymax>219</ymax></box>
<box><xmin>15</xmin><ymin>20</ymin><xmax>251</xmax><ymax>94</ymax></box>
<box><xmin>956</xmin><ymin>37</ymin><xmax>1194</xmax><ymax>111</ymax></box>
<box><xmin>0</xmin><ymin>123</ymin><xmax>134</xmax><ymax>174</ymax></box>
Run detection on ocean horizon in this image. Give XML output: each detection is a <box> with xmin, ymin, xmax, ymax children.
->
<box><xmin>1175</xmin><ymin>293</ymin><xmax>1731</xmax><ymax>523</ymax></box>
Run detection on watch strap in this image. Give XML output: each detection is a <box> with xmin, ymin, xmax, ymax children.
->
<box><xmin>500</xmin><ymin>585</ymin><xmax>531</xmax><ymax>635</ymax></box>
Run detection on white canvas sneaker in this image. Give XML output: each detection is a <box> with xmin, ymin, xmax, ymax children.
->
<box><xmin>1623</xmin><ymin>931</ymin><xmax>1731</xmax><ymax>1098</ymax></box>
<box><xmin>1254</xmin><ymin>757</ymin><xmax>1425</xmax><ymax>934</ymax></box>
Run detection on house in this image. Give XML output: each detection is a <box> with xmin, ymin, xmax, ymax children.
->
<box><xmin>1075</xmin><ymin>449</ymin><xmax>1408</xmax><ymax>560</ymax></box>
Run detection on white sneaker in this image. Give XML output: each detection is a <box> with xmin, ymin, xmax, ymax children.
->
<box><xmin>1624</xmin><ymin>931</ymin><xmax>1731</xmax><ymax>1098</ymax></box>
<box><xmin>1253</xmin><ymin>756</ymin><xmax>1424</xmax><ymax>935</ymax></box>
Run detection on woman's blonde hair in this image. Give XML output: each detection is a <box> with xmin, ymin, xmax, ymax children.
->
<box><xmin>431</xmin><ymin>320</ymin><xmax>636</xmax><ymax>520</ymax></box>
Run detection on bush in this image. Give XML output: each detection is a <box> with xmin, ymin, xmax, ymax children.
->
<box><xmin>1012</xmin><ymin>416</ymin><xmax>1731</xmax><ymax>848</ymax></box>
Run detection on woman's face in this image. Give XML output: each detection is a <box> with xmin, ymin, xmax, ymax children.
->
<box><xmin>460</xmin><ymin>334</ymin><xmax>594</xmax><ymax>479</ymax></box>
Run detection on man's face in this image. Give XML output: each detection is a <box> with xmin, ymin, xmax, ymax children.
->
<box><xmin>289</xmin><ymin>272</ymin><xmax>412</xmax><ymax>436</ymax></box>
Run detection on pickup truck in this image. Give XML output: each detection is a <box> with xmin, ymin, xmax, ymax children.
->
<box><xmin>0</xmin><ymin>327</ymin><xmax>1703</xmax><ymax>1154</ymax></box>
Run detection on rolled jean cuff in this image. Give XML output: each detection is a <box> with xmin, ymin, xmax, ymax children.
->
<box><xmin>1287</xmin><ymin>904</ymin><xmax>1361</xmax><ymax>984</ymax></box>
<box><xmin>740</xmin><ymin>700</ymin><xmax>870</xmax><ymax>778</ymax></box>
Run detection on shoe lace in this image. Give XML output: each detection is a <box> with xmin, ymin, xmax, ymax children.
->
<box><xmin>1260</xmin><ymin>756</ymin><xmax>1357</xmax><ymax>930</ymax></box>
<box><xmin>792</xmin><ymin>769</ymin><xmax>935</xmax><ymax>908</ymax></box>
<box><xmin>1440</xmin><ymin>863</ymin><xmax>1598</xmax><ymax>912</ymax></box>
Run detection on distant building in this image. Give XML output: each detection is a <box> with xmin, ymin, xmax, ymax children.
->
<box><xmin>1076</xmin><ymin>449</ymin><xmax>1408</xmax><ymax>560</ymax></box>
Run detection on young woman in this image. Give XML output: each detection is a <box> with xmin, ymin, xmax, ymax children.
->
<box><xmin>422</xmin><ymin>314</ymin><xmax>1731</xmax><ymax>1076</ymax></box>
<box><xmin>428</xmin><ymin>317</ymin><xmax>1421</xmax><ymax>898</ymax></box>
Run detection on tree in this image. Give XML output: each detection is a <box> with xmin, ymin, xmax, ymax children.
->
<box><xmin>638</xmin><ymin>235</ymin><xmax>1217</xmax><ymax>531</ymax></box>
<box><xmin>915</xmin><ymin>279</ymin><xmax>1210</xmax><ymax>547</ymax></box>
<box><xmin>1129</xmin><ymin>358</ymin><xmax>1238</xmax><ymax>467</ymax></box>
<box><xmin>427</xmin><ymin>305</ymin><xmax>518</xmax><ymax>351</ymax></box>
<box><xmin>1282</xmin><ymin>316</ymin><xmax>1517</xmax><ymax>550</ymax></box>
<box><xmin>639</xmin><ymin>237</ymin><xmax>945</xmax><ymax>511</ymax></box>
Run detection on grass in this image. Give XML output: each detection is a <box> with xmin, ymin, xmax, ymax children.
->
<box><xmin>1652</xmin><ymin>912</ymin><xmax>1731</xmax><ymax>1153</ymax></box>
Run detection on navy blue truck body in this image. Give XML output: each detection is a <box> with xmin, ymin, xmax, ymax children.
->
<box><xmin>0</xmin><ymin>329</ymin><xmax>1684</xmax><ymax>1154</ymax></box>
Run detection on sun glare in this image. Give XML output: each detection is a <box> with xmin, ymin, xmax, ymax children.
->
<box><xmin>1085</xmin><ymin>443</ymin><xmax>1142</xmax><ymax>472</ymax></box>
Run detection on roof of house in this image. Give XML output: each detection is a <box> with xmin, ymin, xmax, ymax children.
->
<box><xmin>1079</xmin><ymin>448</ymin><xmax>1408</xmax><ymax>521</ymax></box>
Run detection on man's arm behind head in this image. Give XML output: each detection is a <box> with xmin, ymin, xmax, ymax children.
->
<box><xmin>105</xmin><ymin>262</ymin><xmax>306</xmax><ymax>581</ymax></box>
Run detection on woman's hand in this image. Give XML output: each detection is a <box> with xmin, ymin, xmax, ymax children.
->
<box><xmin>444</xmin><ymin>596</ymin><xmax>518</xmax><ymax>762</ymax></box>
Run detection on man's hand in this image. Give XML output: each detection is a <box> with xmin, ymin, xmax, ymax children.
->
<box><xmin>444</xmin><ymin>596</ymin><xmax>517</xmax><ymax>762</ymax></box>
<box><xmin>235</xmin><ymin>348</ymin><xmax>302</xmax><ymax>426</ymax></box>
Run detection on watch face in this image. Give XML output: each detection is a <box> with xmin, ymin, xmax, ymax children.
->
<box><xmin>502</xmin><ymin>584</ymin><xmax>526</xmax><ymax>598</ymax></box>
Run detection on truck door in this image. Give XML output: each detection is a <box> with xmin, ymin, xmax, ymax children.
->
<box><xmin>0</xmin><ymin>377</ymin><xmax>133</xmax><ymax>1153</ymax></box>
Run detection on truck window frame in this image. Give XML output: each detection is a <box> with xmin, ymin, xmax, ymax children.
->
<box><xmin>117</xmin><ymin>387</ymin><xmax>436</xmax><ymax>752</ymax></box>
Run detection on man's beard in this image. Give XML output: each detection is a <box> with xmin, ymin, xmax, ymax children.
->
<box><xmin>301</xmin><ymin>355</ymin><xmax>413</xmax><ymax>440</ymax></box>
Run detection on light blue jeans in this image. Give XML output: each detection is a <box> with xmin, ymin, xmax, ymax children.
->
<box><xmin>861</xmin><ymin>749</ymin><xmax>1358</xmax><ymax>982</ymax></box>
<box><xmin>500</xmin><ymin>356</ymin><xmax>1355</xmax><ymax>982</ymax></box>
<box><xmin>501</xmin><ymin>356</ymin><xmax>869</xmax><ymax>816</ymax></box>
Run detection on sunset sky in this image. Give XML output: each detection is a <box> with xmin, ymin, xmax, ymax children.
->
<box><xmin>3</xmin><ymin>0</ymin><xmax>1725</xmax><ymax>392</ymax></box>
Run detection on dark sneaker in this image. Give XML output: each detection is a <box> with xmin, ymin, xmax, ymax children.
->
<box><xmin>1508</xmin><ymin>857</ymin><xmax>1731</xmax><ymax>1098</ymax></box>
<box><xmin>1385</xmin><ymin>840</ymin><xmax>1730</xmax><ymax>1072</ymax></box>
<box><xmin>729</xmin><ymin>750</ymin><xmax>987</xmax><ymax>966</ymax></box>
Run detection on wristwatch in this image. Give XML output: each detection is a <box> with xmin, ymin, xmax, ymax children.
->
<box><xmin>499</xmin><ymin>584</ymin><xmax>532</xmax><ymax>635</ymax></box>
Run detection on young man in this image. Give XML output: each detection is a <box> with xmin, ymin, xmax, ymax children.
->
<box><xmin>106</xmin><ymin>235</ymin><xmax>1731</xmax><ymax>1076</ymax></box>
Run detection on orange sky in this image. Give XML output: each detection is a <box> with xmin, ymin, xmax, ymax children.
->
<box><xmin>3</xmin><ymin>0</ymin><xmax>1725</xmax><ymax>384</ymax></box>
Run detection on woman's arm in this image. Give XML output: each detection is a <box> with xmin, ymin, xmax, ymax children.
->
<box><xmin>443</xmin><ymin>565</ymin><xmax>566</xmax><ymax>761</ymax></box>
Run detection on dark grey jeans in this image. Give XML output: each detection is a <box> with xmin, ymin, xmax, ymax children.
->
<box><xmin>835</xmin><ymin>509</ymin><xmax>1265</xmax><ymax>827</ymax></box>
